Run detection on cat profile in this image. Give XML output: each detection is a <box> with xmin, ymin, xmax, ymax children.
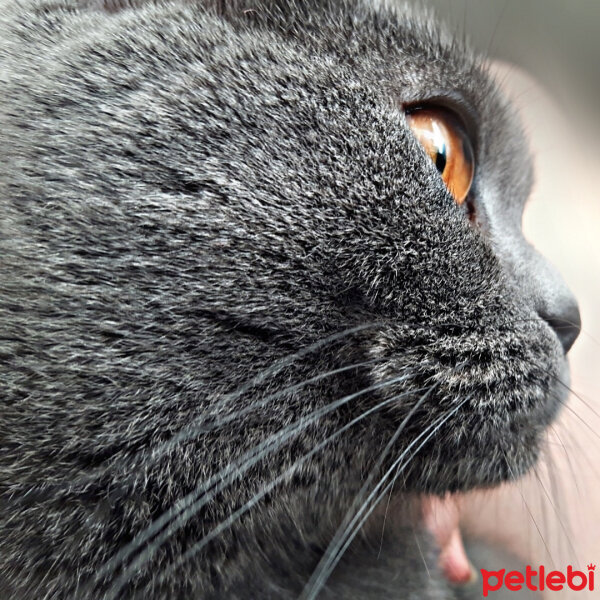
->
<box><xmin>0</xmin><ymin>0</ymin><xmax>580</xmax><ymax>598</ymax></box>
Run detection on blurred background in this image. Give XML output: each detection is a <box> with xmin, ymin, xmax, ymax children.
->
<box><xmin>402</xmin><ymin>1</ymin><xmax>600</xmax><ymax>597</ymax></box>
<box><xmin>407</xmin><ymin>0</ymin><xmax>600</xmax><ymax>134</ymax></box>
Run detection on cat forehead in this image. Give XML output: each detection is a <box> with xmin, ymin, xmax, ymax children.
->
<box><xmin>226</xmin><ymin>0</ymin><xmax>534</xmax><ymax>209</ymax></box>
<box><xmin>91</xmin><ymin>0</ymin><xmax>519</xmax><ymax>128</ymax></box>
<box><xmin>27</xmin><ymin>0</ymin><xmax>533</xmax><ymax>209</ymax></box>
<box><xmin>212</xmin><ymin>0</ymin><xmax>529</xmax><ymax>150</ymax></box>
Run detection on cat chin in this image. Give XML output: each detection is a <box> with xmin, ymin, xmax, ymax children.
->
<box><xmin>395</xmin><ymin>361</ymin><xmax>570</xmax><ymax>587</ymax></box>
<box><xmin>379</xmin><ymin>363</ymin><xmax>570</xmax><ymax>588</ymax></box>
<box><xmin>399</xmin><ymin>377</ymin><xmax>564</xmax><ymax>493</ymax></box>
<box><xmin>375</xmin><ymin>391</ymin><xmax>565</xmax><ymax>499</ymax></box>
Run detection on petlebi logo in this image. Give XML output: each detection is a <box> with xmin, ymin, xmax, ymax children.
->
<box><xmin>481</xmin><ymin>564</ymin><xmax>595</xmax><ymax>596</ymax></box>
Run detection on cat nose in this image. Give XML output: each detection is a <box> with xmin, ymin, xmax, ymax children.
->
<box><xmin>496</xmin><ymin>232</ymin><xmax>582</xmax><ymax>355</ymax></box>
<box><xmin>538</xmin><ymin>301</ymin><xmax>581</xmax><ymax>354</ymax></box>
<box><xmin>514</xmin><ymin>251</ymin><xmax>582</xmax><ymax>354</ymax></box>
<box><xmin>530</xmin><ymin>256</ymin><xmax>581</xmax><ymax>355</ymax></box>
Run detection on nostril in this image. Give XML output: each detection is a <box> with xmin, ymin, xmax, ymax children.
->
<box><xmin>540</xmin><ymin>303</ymin><xmax>582</xmax><ymax>354</ymax></box>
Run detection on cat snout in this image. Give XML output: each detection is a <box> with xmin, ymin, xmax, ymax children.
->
<box><xmin>494</xmin><ymin>231</ymin><xmax>582</xmax><ymax>354</ymax></box>
<box><xmin>539</xmin><ymin>299</ymin><xmax>581</xmax><ymax>354</ymax></box>
<box><xmin>529</xmin><ymin>254</ymin><xmax>582</xmax><ymax>354</ymax></box>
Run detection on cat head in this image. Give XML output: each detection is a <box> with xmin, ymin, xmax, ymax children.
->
<box><xmin>0</xmin><ymin>0</ymin><xmax>581</xmax><ymax>595</ymax></box>
<box><xmin>111</xmin><ymin>0</ymin><xmax>581</xmax><ymax>493</ymax></box>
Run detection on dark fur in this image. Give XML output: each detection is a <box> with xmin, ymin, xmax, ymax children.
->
<box><xmin>0</xmin><ymin>0</ymin><xmax>579</xmax><ymax>598</ymax></box>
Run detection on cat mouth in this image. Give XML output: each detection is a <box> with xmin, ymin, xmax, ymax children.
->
<box><xmin>422</xmin><ymin>493</ymin><xmax>477</xmax><ymax>586</ymax></box>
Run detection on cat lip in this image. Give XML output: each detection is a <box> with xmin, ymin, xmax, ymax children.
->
<box><xmin>422</xmin><ymin>493</ymin><xmax>477</xmax><ymax>585</ymax></box>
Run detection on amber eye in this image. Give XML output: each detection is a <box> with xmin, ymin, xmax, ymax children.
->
<box><xmin>406</xmin><ymin>107</ymin><xmax>475</xmax><ymax>205</ymax></box>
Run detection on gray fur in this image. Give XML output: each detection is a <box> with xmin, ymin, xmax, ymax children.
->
<box><xmin>0</xmin><ymin>0</ymin><xmax>579</xmax><ymax>598</ymax></box>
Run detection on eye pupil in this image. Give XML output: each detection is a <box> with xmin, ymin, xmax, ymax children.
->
<box><xmin>435</xmin><ymin>148</ymin><xmax>447</xmax><ymax>173</ymax></box>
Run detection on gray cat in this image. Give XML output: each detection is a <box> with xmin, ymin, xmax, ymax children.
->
<box><xmin>0</xmin><ymin>0</ymin><xmax>581</xmax><ymax>598</ymax></box>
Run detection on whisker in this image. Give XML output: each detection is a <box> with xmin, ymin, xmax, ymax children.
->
<box><xmin>49</xmin><ymin>328</ymin><xmax>387</xmax><ymax>489</ymax></box>
<box><xmin>94</xmin><ymin>372</ymin><xmax>414</xmax><ymax>595</ymax></box>
<box><xmin>560</xmin><ymin>401</ymin><xmax>600</xmax><ymax>443</ymax></box>
<box><xmin>533</xmin><ymin>464</ymin><xmax>554</xmax><ymax>564</ymax></box>
<box><xmin>534</xmin><ymin>460</ymin><xmax>580</xmax><ymax>565</ymax></box>
<box><xmin>554</xmin><ymin>414</ymin><xmax>600</xmax><ymax>483</ymax></box>
<box><xmin>142</xmin><ymin>356</ymin><xmax>385</xmax><ymax>462</ymax></box>
<box><xmin>411</xmin><ymin>519</ymin><xmax>432</xmax><ymax>579</ymax></box>
<box><xmin>549</xmin><ymin>372</ymin><xmax>600</xmax><ymax>423</ymax></box>
<box><xmin>216</xmin><ymin>322</ymin><xmax>382</xmax><ymax>403</ymax></box>
<box><xmin>504</xmin><ymin>452</ymin><xmax>556</xmax><ymax>569</ymax></box>
<box><xmin>30</xmin><ymin>315</ymin><xmax>577</xmax><ymax>494</ymax></box>
<box><xmin>144</xmin><ymin>390</ymin><xmax>423</xmax><ymax>595</ymax></box>
<box><xmin>376</xmin><ymin>474</ymin><xmax>396</xmax><ymax>559</ymax></box>
<box><xmin>300</xmin><ymin>395</ymin><xmax>471</xmax><ymax>600</ymax></box>
<box><xmin>548</xmin><ymin>424</ymin><xmax>581</xmax><ymax>494</ymax></box>
<box><xmin>314</xmin><ymin>382</ymin><xmax>441</xmax><ymax>571</ymax></box>
<box><xmin>543</xmin><ymin>429</ymin><xmax>576</xmax><ymax>519</ymax></box>
<box><xmin>300</xmin><ymin>382</ymin><xmax>443</xmax><ymax>598</ymax></box>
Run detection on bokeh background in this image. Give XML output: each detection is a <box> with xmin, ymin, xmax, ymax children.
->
<box><xmin>405</xmin><ymin>0</ymin><xmax>600</xmax><ymax>130</ymax></box>
<box><xmin>402</xmin><ymin>1</ymin><xmax>600</xmax><ymax>597</ymax></box>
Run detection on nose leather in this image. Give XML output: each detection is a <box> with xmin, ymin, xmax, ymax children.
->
<box><xmin>486</xmin><ymin>217</ymin><xmax>582</xmax><ymax>356</ymax></box>
<box><xmin>539</xmin><ymin>302</ymin><xmax>581</xmax><ymax>354</ymax></box>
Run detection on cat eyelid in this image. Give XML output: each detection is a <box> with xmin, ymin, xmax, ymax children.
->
<box><xmin>401</xmin><ymin>93</ymin><xmax>479</xmax><ymax>154</ymax></box>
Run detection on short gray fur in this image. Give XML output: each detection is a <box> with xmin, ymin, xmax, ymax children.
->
<box><xmin>0</xmin><ymin>0</ymin><xmax>580</xmax><ymax>598</ymax></box>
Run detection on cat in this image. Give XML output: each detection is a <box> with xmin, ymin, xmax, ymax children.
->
<box><xmin>0</xmin><ymin>0</ymin><xmax>582</xmax><ymax>598</ymax></box>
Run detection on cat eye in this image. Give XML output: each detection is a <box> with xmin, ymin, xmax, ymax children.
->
<box><xmin>405</xmin><ymin>107</ymin><xmax>474</xmax><ymax>205</ymax></box>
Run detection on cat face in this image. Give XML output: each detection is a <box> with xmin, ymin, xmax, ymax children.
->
<box><xmin>158</xmin><ymin>0</ymin><xmax>580</xmax><ymax>494</ymax></box>
<box><xmin>0</xmin><ymin>0</ymin><xmax>580</xmax><ymax>596</ymax></box>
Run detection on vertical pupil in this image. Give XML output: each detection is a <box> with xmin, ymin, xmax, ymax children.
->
<box><xmin>435</xmin><ymin>146</ymin><xmax>446</xmax><ymax>173</ymax></box>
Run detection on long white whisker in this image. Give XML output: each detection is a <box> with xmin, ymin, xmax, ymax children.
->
<box><xmin>95</xmin><ymin>373</ymin><xmax>412</xmax><ymax>596</ymax></box>
<box><xmin>113</xmin><ymin>391</ymin><xmax>418</xmax><ymax>598</ymax></box>
<box><xmin>145</xmin><ymin>357</ymin><xmax>384</xmax><ymax>459</ymax></box>
<box><xmin>300</xmin><ymin>395</ymin><xmax>471</xmax><ymax>600</ymax></box>
<box><xmin>217</xmin><ymin>322</ymin><xmax>382</xmax><ymax>403</ymax></box>
<box><xmin>299</xmin><ymin>383</ymin><xmax>442</xmax><ymax>598</ymax></box>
